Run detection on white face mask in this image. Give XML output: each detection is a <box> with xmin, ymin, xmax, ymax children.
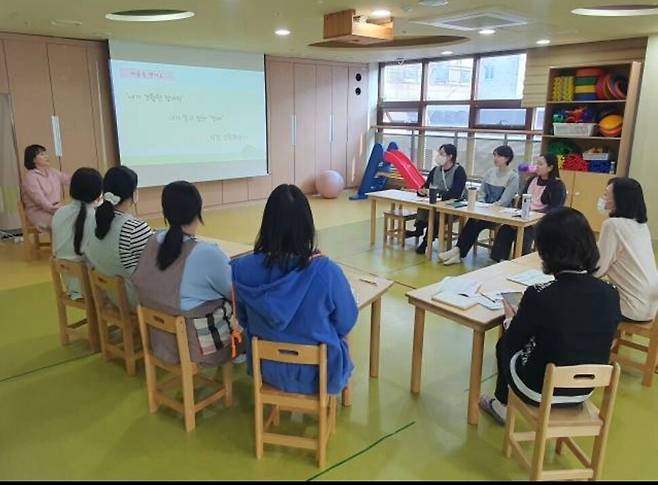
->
<box><xmin>596</xmin><ymin>196</ymin><xmax>609</xmax><ymax>216</ymax></box>
<box><xmin>435</xmin><ymin>155</ymin><xmax>447</xmax><ymax>167</ymax></box>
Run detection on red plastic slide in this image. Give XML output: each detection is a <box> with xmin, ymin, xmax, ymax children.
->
<box><xmin>383</xmin><ymin>149</ymin><xmax>425</xmax><ymax>190</ymax></box>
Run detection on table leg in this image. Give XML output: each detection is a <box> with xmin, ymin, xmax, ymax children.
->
<box><xmin>342</xmin><ymin>334</ymin><xmax>352</xmax><ymax>407</ymax></box>
<box><xmin>468</xmin><ymin>330</ymin><xmax>486</xmax><ymax>425</ymax></box>
<box><xmin>446</xmin><ymin>215</ymin><xmax>453</xmax><ymax>251</ymax></box>
<box><xmin>424</xmin><ymin>207</ymin><xmax>434</xmax><ymax>259</ymax></box>
<box><xmin>369</xmin><ymin>298</ymin><xmax>382</xmax><ymax>378</ymax></box>
<box><xmin>370</xmin><ymin>198</ymin><xmax>377</xmax><ymax>247</ymax></box>
<box><xmin>411</xmin><ymin>307</ymin><xmax>426</xmax><ymax>394</ymax></box>
<box><xmin>437</xmin><ymin>210</ymin><xmax>446</xmax><ymax>254</ymax></box>
<box><xmin>514</xmin><ymin>226</ymin><xmax>525</xmax><ymax>259</ymax></box>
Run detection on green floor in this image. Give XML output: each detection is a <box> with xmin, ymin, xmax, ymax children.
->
<box><xmin>1</xmin><ymin>194</ymin><xmax>657</xmax><ymax>480</ymax></box>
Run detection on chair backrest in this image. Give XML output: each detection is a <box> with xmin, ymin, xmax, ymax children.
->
<box><xmin>136</xmin><ymin>305</ymin><xmax>192</xmax><ymax>365</ymax></box>
<box><xmin>251</xmin><ymin>337</ymin><xmax>328</xmax><ymax>398</ymax></box>
<box><xmin>51</xmin><ymin>257</ymin><xmax>91</xmax><ymax>300</ymax></box>
<box><xmin>88</xmin><ymin>268</ymin><xmax>132</xmax><ymax>322</ymax></box>
<box><xmin>16</xmin><ymin>196</ymin><xmax>33</xmax><ymax>233</ymax></box>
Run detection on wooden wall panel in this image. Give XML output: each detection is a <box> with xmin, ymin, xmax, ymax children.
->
<box><xmin>248</xmin><ymin>175</ymin><xmax>272</xmax><ymax>200</ymax></box>
<box><xmin>266</xmin><ymin>61</ymin><xmax>295</xmax><ymax>189</ymax></box>
<box><xmin>347</xmin><ymin>65</ymin><xmax>369</xmax><ymax>187</ymax></box>
<box><xmin>4</xmin><ymin>39</ymin><xmax>56</xmax><ymax>176</ymax></box>
<box><xmin>0</xmin><ymin>41</ymin><xmax>9</xmax><ymax>94</ymax></box>
<box><xmin>315</xmin><ymin>65</ymin><xmax>332</xmax><ymax>175</ymax></box>
<box><xmin>48</xmin><ymin>43</ymin><xmax>99</xmax><ymax>174</ymax></box>
<box><xmin>222</xmin><ymin>178</ymin><xmax>249</xmax><ymax>204</ymax></box>
<box><xmin>198</xmin><ymin>180</ymin><xmax>222</xmax><ymax>207</ymax></box>
<box><xmin>294</xmin><ymin>63</ymin><xmax>317</xmax><ymax>193</ymax></box>
<box><xmin>331</xmin><ymin>65</ymin><xmax>348</xmax><ymax>181</ymax></box>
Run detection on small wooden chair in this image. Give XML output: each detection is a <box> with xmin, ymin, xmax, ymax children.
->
<box><xmin>473</xmin><ymin>225</ymin><xmax>498</xmax><ymax>256</ymax></box>
<box><xmin>136</xmin><ymin>305</ymin><xmax>233</xmax><ymax>432</ymax></box>
<box><xmin>610</xmin><ymin>314</ymin><xmax>658</xmax><ymax>387</ymax></box>
<box><xmin>252</xmin><ymin>337</ymin><xmax>337</xmax><ymax>468</ymax></box>
<box><xmin>504</xmin><ymin>363</ymin><xmax>621</xmax><ymax>481</ymax></box>
<box><xmin>88</xmin><ymin>268</ymin><xmax>143</xmax><ymax>376</ymax></box>
<box><xmin>383</xmin><ymin>205</ymin><xmax>417</xmax><ymax>248</ymax></box>
<box><xmin>17</xmin><ymin>198</ymin><xmax>51</xmax><ymax>261</ymax></box>
<box><xmin>50</xmin><ymin>258</ymin><xmax>100</xmax><ymax>352</ymax></box>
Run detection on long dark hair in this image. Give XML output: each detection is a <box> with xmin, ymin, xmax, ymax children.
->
<box><xmin>95</xmin><ymin>166</ymin><xmax>138</xmax><ymax>240</ymax></box>
<box><xmin>540</xmin><ymin>153</ymin><xmax>560</xmax><ymax>179</ymax></box>
<box><xmin>535</xmin><ymin>207</ymin><xmax>599</xmax><ymax>275</ymax></box>
<box><xmin>254</xmin><ymin>184</ymin><xmax>316</xmax><ymax>271</ymax></box>
<box><xmin>157</xmin><ymin>181</ymin><xmax>204</xmax><ymax>271</ymax></box>
<box><xmin>69</xmin><ymin>168</ymin><xmax>103</xmax><ymax>255</ymax></box>
<box><xmin>24</xmin><ymin>144</ymin><xmax>46</xmax><ymax>170</ymax></box>
<box><xmin>608</xmin><ymin>177</ymin><xmax>648</xmax><ymax>224</ymax></box>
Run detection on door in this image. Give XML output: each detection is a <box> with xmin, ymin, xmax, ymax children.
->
<box><xmin>347</xmin><ymin>65</ymin><xmax>368</xmax><ymax>187</ymax></box>
<box><xmin>293</xmin><ymin>63</ymin><xmax>317</xmax><ymax>194</ymax></box>
<box><xmin>48</xmin><ymin>44</ymin><xmax>99</xmax><ymax>174</ymax></box>
<box><xmin>331</xmin><ymin>65</ymin><xmax>348</xmax><ymax>181</ymax></box>
<box><xmin>315</xmin><ymin>65</ymin><xmax>332</xmax><ymax>175</ymax></box>
<box><xmin>570</xmin><ymin>171</ymin><xmax>609</xmax><ymax>232</ymax></box>
<box><xmin>266</xmin><ymin>61</ymin><xmax>295</xmax><ymax>189</ymax></box>
<box><xmin>560</xmin><ymin>170</ymin><xmax>576</xmax><ymax>206</ymax></box>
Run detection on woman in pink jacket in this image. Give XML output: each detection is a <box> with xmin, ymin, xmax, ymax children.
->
<box><xmin>21</xmin><ymin>144</ymin><xmax>70</xmax><ymax>231</ymax></box>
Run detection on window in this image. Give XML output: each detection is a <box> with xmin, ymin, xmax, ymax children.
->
<box><xmin>476</xmin><ymin>53</ymin><xmax>527</xmax><ymax>100</ymax></box>
<box><xmin>382</xmin><ymin>109</ymin><xmax>419</xmax><ymax>124</ymax></box>
<box><xmin>424</xmin><ymin>132</ymin><xmax>468</xmax><ymax>170</ymax></box>
<box><xmin>382</xmin><ymin>63</ymin><xmax>422</xmax><ymax>101</ymax></box>
<box><xmin>426</xmin><ymin>58</ymin><xmax>473</xmax><ymax>101</ymax></box>
<box><xmin>426</xmin><ymin>105</ymin><xmax>470</xmax><ymax>128</ymax></box>
<box><xmin>475</xmin><ymin>108</ymin><xmax>527</xmax><ymax>128</ymax></box>
<box><xmin>533</xmin><ymin>107</ymin><xmax>545</xmax><ymax>130</ymax></box>
<box><xmin>380</xmin><ymin>128</ymin><xmax>417</xmax><ymax>161</ymax></box>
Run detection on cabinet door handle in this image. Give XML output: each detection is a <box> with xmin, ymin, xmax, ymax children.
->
<box><xmin>574</xmin><ymin>192</ymin><xmax>581</xmax><ymax>196</ymax></box>
<box><xmin>291</xmin><ymin>114</ymin><xmax>296</xmax><ymax>147</ymax></box>
<box><xmin>329</xmin><ymin>114</ymin><xmax>334</xmax><ymax>142</ymax></box>
<box><xmin>51</xmin><ymin>115</ymin><xmax>63</xmax><ymax>157</ymax></box>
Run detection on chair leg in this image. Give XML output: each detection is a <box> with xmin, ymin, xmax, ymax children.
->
<box><xmin>124</xmin><ymin>325</ymin><xmax>136</xmax><ymax>376</ymax></box>
<box><xmin>181</xmin><ymin>369</ymin><xmax>196</xmax><ymax>432</ymax></box>
<box><xmin>383</xmin><ymin>216</ymin><xmax>388</xmax><ymax>247</ymax></box>
<box><xmin>254</xmin><ymin>395</ymin><xmax>264</xmax><ymax>459</ymax></box>
<box><xmin>529</xmin><ymin>427</ymin><xmax>548</xmax><ymax>481</ymax></box>
<box><xmin>642</xmin><ymin>333</ymin><xmax>658</xmax><ymax>387</ymax></box>
<box><xmin>144</xmin><ymin>358</ymin><xmax>159</xmax><ymax>414</ymax></box>
<box><xmin>273</xmin><ymin>405</ymin><xmax>280</xmax><ymax>426</ymax></box>
<box><xmin>318</xmin><ymin>401</ymin><xmax>328</xmax><ymax>468</ymax></box>
<box><xmin>503</xmin><ymin>400</ymin><xmax>516</xmax><ymax>458</ymax></box>
<box><xmin>329</xmin><ymin>395</ymin><xmax>337</xmax><ymax>434</ymax></box>
<box><xmin>222</xmin><ymin>362</ymin><xmax>233</xmax><ymax>406</ymax></box>
<box><xmin>555</xmin><ymin>437</ymin><xmax>564</xmax><ymax>455</ymax></box>
<box><xmin>55</xmin><ymin>302</ymin><xmax>70</xmax><ymax>346</ymax></box>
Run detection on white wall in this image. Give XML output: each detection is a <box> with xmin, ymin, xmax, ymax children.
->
<box><xmin>630</xmin><ymin>35</ymin><xmax>658</xmax><ymax>238</ymax></box>
<box><xmin>366</xmin><ymin>63</ymin><xmax>379</xmax><ymax>163</ymax></box>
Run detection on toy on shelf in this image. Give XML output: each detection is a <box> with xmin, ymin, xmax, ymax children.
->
<box><xmin>595</xmin><ymin>72</ymin><xmax>628</xmax><ymax>100</ymax></box>
<box><xmin>563</xmin><ymin>153</ymin><xmax>588</xmax><ymax>171</ymax></box>
<box><xmin>574</xmin><ymin>68</ymin><xmax>603</xmax><ymax>101</ymax></box>
<box><xmin>553</xmin><ymin>106</ymin><xmax>596</xmax><ymax>124</ymax></box>
<box><xmin>556</xmin><ymin>154</ymin><xmax>566</xmax><ymax>170</ymax></box>
<box><xmin>588</xmin><ymin>159</ymin><xmax>612</xmax><ymax>173</ymax></box>
<box><xmin>548</xmin><ymin>140</ymin><xmax>580</xmax><ymax>156</ymax></box>
<box><xmin>598</xmin><ymin>113</ymin><xmax>623</xmax><ymax>137</ymax></box>
<box><xmin>552</xmin><ymin>75</ymin><xmax>575</xmax><ymax>102</ymax></box>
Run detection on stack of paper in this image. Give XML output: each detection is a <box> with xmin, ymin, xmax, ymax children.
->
<box><xmin>507</xmin><ymin>270</ymin><xmax>555</xmax><ymax>286</ymax></box>
<box><xmin>431</xmin><ymin>277</ymin><xmax>481</xmax><ymax>309</ymax></box>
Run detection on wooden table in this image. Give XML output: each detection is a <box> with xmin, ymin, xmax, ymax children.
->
<box><xmin>508</xmin><ymin>251</ymin><xmax>542</xmax><ymax>270</ymax></box>
<box><xmin>366</xmin><ymin>189</ymin><xmax>438</xmax><ymax>260</ymax></box>
<box><xmin>341</xmin><ymin>270</ymin><xmax>394</xmax><ymax>406</ymax></box>
<box><xmin>433</xmin><ymin>202</ymin><xmax>544</xmax><ymax>259</ymax></box>
<box><xmin>197</xmin><ymin>237</ymin><xmax>253</xmax><ymax>260</ymax></box>
<box><xmin>405</xmin><ymin>260</ymin><xmax>532</xmax><ymax>425</ymax></box>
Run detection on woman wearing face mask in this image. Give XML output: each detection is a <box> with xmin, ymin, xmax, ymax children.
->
<box><xmin>51</xmin><ymin>167</ymin><xmax>103</xmax><ymax>298</ymax></box>
<box><xmin>86</xmin><ymin>166</ymin><xmax>153</xmax><ymax>309</ymax></box>
<box><xmin>20</xmin><ymin>144</ymin><xmax>71</xmax><ymax>232</ymax></box>
<box><xmin>491</xmin><ymin>153</ymin><xmax>566</xmax><ymax>262</ymax></box>
<box><xmin>595</xmin><ymin>177</ymin><xmax>658</xmax><ymax>322</ymax></box>
<box><xmin>405</xmin><ymin>143</ymin><xmax>467</xmax><ymax>254</ymax></box>
<box><xmin>438</xmin><ymin>145</ymin><xmax>519</xmax><ymax>265</ymax></box>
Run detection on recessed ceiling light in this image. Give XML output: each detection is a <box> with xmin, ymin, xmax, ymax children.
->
<box><xmin>441</xmin><ymin>50</ymin><xmax>454</xmax><ymax>55</ymax></box>
<box><xmin>371</xmin><ymin>9</ymin><xmax>392</xmax><ymax>18</ymax></box>
<box><xmin>50</xmin><ymin>19</ymin><xmax>82</xmax><ymax>27</ymax></box>
<box><xmin>419</xmin><ymin>0</ymin><xmax>449</xmax><ymax>6</ymax></box>
<box><xmin>536</xmin><ymin>39</ymin><xmax>551</xmax><ymax>45</ymax></box>
<box><xmin>479</xmin><ymin>28</ymin><xmax>496</xmax><ymax>35</ymax></box>
<box><xmin>275</xmin><ymin>28</ymin><xmax>291</xmax><ymax>36</ymax></box>
<box><xmin>105</xmin><ymin>9</ymin><xmax>194</xmax><ymax>22</ymax></box>
<box><xmin>572</xmin><ymin>5</ymin><xmax>658</xmax><ymax>16</ymax></box>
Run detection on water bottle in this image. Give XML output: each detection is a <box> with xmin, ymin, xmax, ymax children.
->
<box><xmin>429</xmin><ymin>184</ymin><xmax>438</xmax><ymax>204</ymax></box>
<box><xmin>609</xmin><ymin>161</ymin><xmax>616</xmax><ymax>175</ymax></box>
<box><xmin>521</xmin><ymin>194</ymin><xmax>532</xmax><ymax>219</ymax></box>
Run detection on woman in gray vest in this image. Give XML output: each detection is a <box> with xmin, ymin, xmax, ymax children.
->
<box><xmin>132</xmin><ymin>181</ymin><xmax>236</xmax><ymax>367</ymax></box>
<box><xmin>86</xmin><ymin>166</ymin><xmax>153</xmax><ymax>309</ymax></box>
<box><xmin>405</xmin><ymin>144</ymin><xmax>467</xmax><ymax>254</ymax></box>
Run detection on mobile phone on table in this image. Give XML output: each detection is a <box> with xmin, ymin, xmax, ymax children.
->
<box><xmin>500</xmin><ymin>291</ymin><xmax>523</xmax><ymax>310</ymax></box>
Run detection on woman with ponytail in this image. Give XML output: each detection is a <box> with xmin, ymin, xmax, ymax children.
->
<box><xmin>132</xmin><ymin>181</ymin><xmax>237</xmax><ymax>368</ymax></box>
<box><xmin>86</xmin><ymin>166</ymin><xmax>152</xmax><ymax>309</ymax></box>
<box><xmin>51</xmin><ymin>167</ymin><xmax>102</xmax><ymax>298</ymax></box>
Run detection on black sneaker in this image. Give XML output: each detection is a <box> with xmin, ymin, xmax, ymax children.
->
<box><xmin>415</xmin><ymin>239</ymin><xmax>427</xmax><ymax>254</ymax></box>
<box><xmin>405</xmin><ymin>229</ymin><xmax>421</xmax><ymax>238</ymax></box>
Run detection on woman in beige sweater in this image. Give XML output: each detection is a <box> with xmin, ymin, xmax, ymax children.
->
<box><xmin>595</xmin><ymin>177</ymin><xmax>658</xmax><ymax>322</ymax></box>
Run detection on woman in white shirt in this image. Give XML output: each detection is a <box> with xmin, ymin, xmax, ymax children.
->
<box><xmin>51</xmin><ymin>167</ymin><xmax>103</xmax><ymax>298</ymax></box>
<box><xmin>596</xmin><ymin>177</ymin><xmax>658</xmax><ymax>322</ymax></box>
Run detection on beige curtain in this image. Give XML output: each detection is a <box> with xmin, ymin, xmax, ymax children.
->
<box><xmin>522</xmin><ymin>37</ymin><xmax>647</xmax><ymax>107</ymax></box>
<box><xmin>0</xmin><ymin>94</ymin><xmax>20</xmax><ymax>231</ymax></box>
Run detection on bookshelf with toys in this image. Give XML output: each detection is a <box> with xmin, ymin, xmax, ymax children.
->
<box><xmin>541</xmin><ymin>61</ymin><xmax>643</xmax><ymax>231</ymax></box>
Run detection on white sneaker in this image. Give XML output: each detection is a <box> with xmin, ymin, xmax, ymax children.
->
<box><xmin>438</xmin><ymin>246</ymin><xmax>459</xmax><ymax>261</ymax></box>
<box><xmin>442</xmin><ymin>253</ymin><xmax>463</xmax><ymax>265</ymax></box>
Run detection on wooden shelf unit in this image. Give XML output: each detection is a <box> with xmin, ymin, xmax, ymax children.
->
<box><xmin>541</xmin><ymin>61</ymin><xmax>643</xmax><ymax>232</ymax></box>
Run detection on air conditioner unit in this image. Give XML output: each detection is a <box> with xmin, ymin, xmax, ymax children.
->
<box><xmin>323</xmin><ymin>9</ymin><xmax>394</xmax><ymax>45</ymax></box>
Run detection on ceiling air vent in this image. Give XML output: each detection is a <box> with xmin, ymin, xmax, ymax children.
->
<box><xmin>411</xmin><ymin>8</ymin><xmax>528</xmax><ymax>31</ymax></box>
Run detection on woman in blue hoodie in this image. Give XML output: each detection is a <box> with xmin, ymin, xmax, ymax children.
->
<box><xmin>231</xmin><ymin>184</ymin><xmax>359</xmax><ymax>396</ymax></box>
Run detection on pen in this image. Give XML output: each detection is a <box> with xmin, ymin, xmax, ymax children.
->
<box><xmin>359</xmin><ymin>277</ymin><xmax>378</xmax><ymax>285</ymax></box>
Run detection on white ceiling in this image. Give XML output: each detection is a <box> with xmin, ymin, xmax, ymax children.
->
<box><xmin>0</xmin><ymin>0</ymin><xmax>657</xmax><ymax>62</ymax></box>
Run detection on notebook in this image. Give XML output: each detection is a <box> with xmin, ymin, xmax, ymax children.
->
<box><xmin>507</xmin><ymin>270</ymin><xmax>555</xmax><ymax>286</ymax></box>
<box><xmin>432</xmin><ymin>292</ymin><xmax>478</xmax><ymax>310</ymax></box>
<box><xmin>431</xmin><ymin>277</ymin><xmax>481</xmax><ymax>310</ymax></box>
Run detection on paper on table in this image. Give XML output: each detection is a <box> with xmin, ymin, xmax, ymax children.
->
<box><xmin>500</xmin><ymin>208</ymin><xmax>522</xmax><ymax>215</ymax></box>
<box><xmin>435</xmin><ymin>276</ymin><xmax>481</xmax><ymax>297</ymax></box>
<box><xmin>480</xmin><ymin>288</ymin><xmax>519</xmax><ymax>303</ymax></box>
<box><xmin>475</xmin><ymin>202</ymin><xmax>492</xmax><ymax>208</ymax></box>
<box><xmin>473</xmin><ymin>294</ymin><xmax>503</xmax><ymax>311</ymax></box>
<box><xmin>431</xmin><ymin>292</ymin><xmax>478</xmax><ymax>310</ymax></box>
<box><xmin>507</xmin><ymin>270</ymin><xmax>555</xmax><ymax>286</ymax></box>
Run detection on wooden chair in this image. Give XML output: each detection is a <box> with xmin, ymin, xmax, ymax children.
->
<box><xmin>252</xmin><ymin>337</ymin><xmax>337</xmax><ymax>468</ymax></box>
<box><xmin>50</xmin><ymin>258</ymin><xmax>100</xmax><ymax>352</ymax></box>
<box><xmin>88</xmin><ymin>268</ymin><xmax>143</xmax><ymax>376</ymax></box>
<box><xmin>136</xmin><ymin>305</ymin><xmax>233</xmax><ymax>432</ymax></box>
<box><xmin>383</xmin><ymin>205</ymin><xmax>417</xmax><ymax>248</ymax></box>
<box><xmin>504</xmin><ymin>363</ymin><xmax>621</xmax><ymax>481</ymax></box>
<box><xmin>17</xmin><ymin>198</ymin><xmax>51</xmax><ymax>261</ymax></box>
<box><xmin>473</xmin><ymin>225</ymin><xmax>498</xmax><ymax>256</ymax></box>
<box><xmin>610</xmin><ymin>314</ymin><xmax>658</xmax><ymax>387</ymax></box>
